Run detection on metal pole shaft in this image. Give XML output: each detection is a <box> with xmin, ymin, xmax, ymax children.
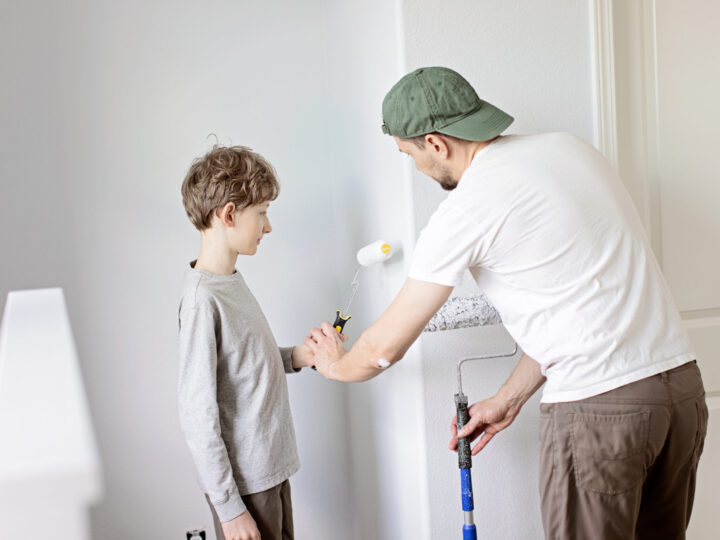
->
<box><xmin>456</xmin><ymin>343</ymin><xmax>518</xmax><ymax>395</ymax></box>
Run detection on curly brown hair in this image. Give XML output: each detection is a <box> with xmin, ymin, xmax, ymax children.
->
<box><xmin>181</xmin><ymin>145</ymin><xmax>280</xmax><ymax>231</ymax></box>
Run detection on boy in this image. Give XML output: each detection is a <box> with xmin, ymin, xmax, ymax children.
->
<box><xmin>178</xmin><ymin>145</ymin><xmax>312</xmax><ymax>540</ymax></box>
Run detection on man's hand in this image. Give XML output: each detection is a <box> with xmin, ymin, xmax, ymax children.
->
<box><xmin>304</xmin><ymin>321</ymin><xmax>347</xmax><ymax>379</ymax></box>
<box><xmin>221</xmin><ymin>510</ymin><xmax>260</xmax><ymax>540</ymax></box>
<box><xmin>449</xmin><ymin>394</ymin><xmax>522</xmax><ymax>455</ymax></box>
<box><xmin>448</xmin><ymin>353</ymin><xmax>545</xmax><ymax>455</ymax></box>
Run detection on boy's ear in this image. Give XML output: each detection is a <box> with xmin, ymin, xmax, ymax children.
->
<box><xmin>217</xmin><ymin>202</ymin><xmax>237</xmax><ymax>227</ymax></box>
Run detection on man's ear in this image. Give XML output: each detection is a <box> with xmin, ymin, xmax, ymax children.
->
<box><xmin>217</xmin><ymin>202</ymin><xmax>236</xmax><ymax>227</ymax></box>
<box><xmin>425</xmin><ymin>133</ymin><xmax>450</xmax><ymax>159</ymax></box>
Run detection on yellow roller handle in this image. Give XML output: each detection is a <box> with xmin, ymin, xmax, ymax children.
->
<box><xmin>333</xmin><ymin>310</ymin><xmax>351</xmax><ymax>333</ymax></box>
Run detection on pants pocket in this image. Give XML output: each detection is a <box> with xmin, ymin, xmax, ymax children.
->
<box><xmin>571</xmin><ymin>411</ymin><xmax>650</xmax><ymax>495</ymax></box>
<box><xmin>693</xmin><ymin>399</ymin><xmax>709</xmax><ymax>465</ymax></box>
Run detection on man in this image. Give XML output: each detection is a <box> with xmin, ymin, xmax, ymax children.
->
<box><xmin>306</xmin><ymin>67</ymin><xmax>707</xmax><ymax>540</ymax></box>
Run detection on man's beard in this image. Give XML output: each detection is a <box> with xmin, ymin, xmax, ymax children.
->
<box><xmin>434</xmin><ymin>166</ymin><xmax>458</xmax><ymax>191</ymax></box>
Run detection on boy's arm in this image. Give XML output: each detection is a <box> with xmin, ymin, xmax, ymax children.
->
<box><xmin>279</xmin><ymin>347</ymin><xmax>300</xmax><ymax>373</ymax></box>
<box><xmin>178</xmin><ymin>303</ymin><xmax>247</xmax><ymax>521</ymax></box>
<box><xmin>281</xmin><ymin>342</ymin><xmax>346</xmax><ymax>372</ymax></box>
<box><xmin>279</xmin><ymin>346</ymin><xmax>314</xmax><ymax>373</ymax></box>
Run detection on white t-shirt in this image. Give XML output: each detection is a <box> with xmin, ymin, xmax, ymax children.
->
<box><xmin>409</xmin><ymin>132</ymin><xmax>695</xmax><ymax>403</ymax></box>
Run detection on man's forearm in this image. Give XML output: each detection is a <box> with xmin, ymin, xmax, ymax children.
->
<box><xmin>496</xmin><ymin>353</ymin><xmax>545</xmax><ymax>408</ymax></box>
<box><xmin>328</xmin><ymin>335</ymin><xmax>385</xmax><ymax>382</ymax></box>
<box><xmin>308</xmin><ymin>278</ymin><xmax>454</xmax><ymax>382</ymax></box>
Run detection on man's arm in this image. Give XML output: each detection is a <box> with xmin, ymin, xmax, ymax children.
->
<box><xmin>449</xmin><ymin>353</ymin><xmax>545</xmax><ymax>454</ymax></box>
<box><xmin>306</xmin><ymin>278</ymin><xmax>453</xmax><ymax>381</ymax></box>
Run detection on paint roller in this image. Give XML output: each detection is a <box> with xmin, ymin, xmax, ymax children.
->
<box><xmin>310</xmin><ymin>240</ymin><xmax>398</xmax><ymax>372</ymax></box>
<box><xmin>332</xmin><ymin>239</ymin><xmax>397</xmax><ymax>334</ymax></box>
<box><xmin>424</xmin><ymin>295</ymin><xmax>517</xmax><ymax>540</ymax></box>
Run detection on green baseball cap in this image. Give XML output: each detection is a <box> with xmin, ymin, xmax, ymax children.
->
<box><xmin>381</xmin><ymin>67</ymin><xmax>513</xmax><ymax>141</ymax></box>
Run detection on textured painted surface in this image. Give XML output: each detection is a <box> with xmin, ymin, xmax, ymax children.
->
<box><xmin>425</xmin><ymin>295</ymin><xmax>501</xmax><ymax>332</ymax></box>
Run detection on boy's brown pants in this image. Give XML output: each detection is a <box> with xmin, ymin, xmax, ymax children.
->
<box><xmin>206</xmin><ymin>479</ymin><xmax>294</xmax><ymax>540</ymax></box>
<box><xmin>539</xmin><ymin>361</ymin><xmax>708</xmax><ymax>540</ymax></box>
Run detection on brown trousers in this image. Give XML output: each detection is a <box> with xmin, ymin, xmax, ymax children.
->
<box><xmin>539</xmin><ymin>361</ymin><xmax>708</xmax><ymax>540</ymax></box>
<box><xmin>206</xmin><ymin>479</ymin><xmax>294</xmax><ymax>540</ymax></box>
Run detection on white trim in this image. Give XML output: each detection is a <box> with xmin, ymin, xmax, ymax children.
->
<box><xmin>596</xmin><ymin>0</ymin><xmax>665</xmax><ymax>262</ymax></box>
<box><xmin>591</xmin><ymin>0</ymin><xmax>618</xmax><ymax>170</ymax></box>
<box><xmin>639</xmin><ymin>0</ymin><xmax>664</xmax><ymax>262</ymax></box>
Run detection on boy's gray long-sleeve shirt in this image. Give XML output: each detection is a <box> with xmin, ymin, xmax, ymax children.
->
<box><xmin>178</xmin><ymin>262</ymin><xmax>300</xmax><ymax>522</ymax></box>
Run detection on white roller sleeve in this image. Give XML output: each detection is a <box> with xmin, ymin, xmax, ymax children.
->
<box><xmin>356</xmin><ymin>240</ymin><xmax>394</xmax><ymax>267</ymax></box>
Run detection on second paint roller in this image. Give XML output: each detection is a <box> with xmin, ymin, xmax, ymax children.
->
<box><xmin>333</xmin><ymin>239</ymin><xmax>396</xmax><ymax>334</ymax></box>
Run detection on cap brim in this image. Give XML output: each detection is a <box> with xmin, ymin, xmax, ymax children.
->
<box><xmin>437</xmin><ymin>101</ymin><xmax>513</xmax><ymax>141</ymax></box>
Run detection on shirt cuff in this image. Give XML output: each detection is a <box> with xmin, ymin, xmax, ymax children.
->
<box><xmin>211</xmin><ymin>489</ymin><xmax>247</xmax><ymax>522</ymax></box>
<box><xmin>279</xmin><ymin>346</ymin><xmax>300</xmax><ymax>373</ymax></box>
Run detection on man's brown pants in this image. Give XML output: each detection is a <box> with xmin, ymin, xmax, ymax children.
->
<box><xmin>539</xmin><ymin>361</ymin><xmax>708</xmax><ymax>540</ymax></box>
<box><xmin>206</xmin><ymin>479</ymin><xmax>294</xmax><ymax>540</ymax></box>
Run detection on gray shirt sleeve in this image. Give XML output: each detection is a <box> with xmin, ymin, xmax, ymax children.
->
<box><xmin>178</xmin><ymin>303</ymin><xmax>247</xmax><ymax>521</ymax></box>
<box><xmin>279</xmin><ymin>346</ymin><xmax>301</xmax><ymax>374</ymax></box>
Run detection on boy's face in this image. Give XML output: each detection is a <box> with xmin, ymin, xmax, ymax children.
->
<box><xmin>231</xmin><ymin>202</ymin><xmax>272</xmax><ymax>255</ymax></box>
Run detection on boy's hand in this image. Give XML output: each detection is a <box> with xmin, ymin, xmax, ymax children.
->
<box><xmin>291</xmin><ymin>344</ymin><xmax>314</xmax><ymax>368</ymax></box>
<box><xmin>305</xmin><ymin>322</ymin><xmax>347</xmax><ymax>378</ymax></box>
<box><xmin>221</xmin><ymin>510</ymin><xmax>260</xmax><ymax>540</ymax></box>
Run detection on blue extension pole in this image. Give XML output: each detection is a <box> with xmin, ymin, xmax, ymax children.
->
<box><xmin>461</xmin><ymin>468</ymin><xmax>477</xmax><ymax>539</ymax></box>
<box><xmin>452</xmin><ymin>349</ymin><xmax>518</xmax><ymax>540</ymax></box>
<box><xmin>456</xmin><ymin>392</ymin><xmax>478</xmax><ymax>540</ymax></box>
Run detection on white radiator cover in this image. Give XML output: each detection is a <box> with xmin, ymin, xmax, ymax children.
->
<box><xmin>0</xmin><ymin>288</ymin><xmax>102</xmax><ymax>540</ymax></box>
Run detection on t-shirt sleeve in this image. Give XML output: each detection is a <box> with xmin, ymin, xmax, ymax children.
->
<box><xmin>177</xmin><ymin>299</ymin><xmax>246</xmax><ymax>521</ymax></box>
<box><xmin>409</xmin><ymin>203</ymin><xmax>487</xmax><ymax>287</ymax></box>
<box><xmin>279</xmin><ymin>346</ymin><xmax>300</xmax><ymax>373</ymax></box>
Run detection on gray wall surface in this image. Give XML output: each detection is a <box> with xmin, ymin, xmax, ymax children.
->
<box><xmin>0</xmin><ymin>1</ymin><xmax>400</xmax><ymax>538</ymax></box>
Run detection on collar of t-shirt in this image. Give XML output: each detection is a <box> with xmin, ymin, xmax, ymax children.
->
<box><xmin>459</xmin><ymin>135</ymin><xmax>504</xmax><ymax>188</ymax></box>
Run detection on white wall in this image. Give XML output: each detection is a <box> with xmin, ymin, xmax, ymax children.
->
<box><xmin>0</xmin><ymin>289</ymin><xmax>102</xmax><ymax>540</ymax></box>
<box><xmin>318</xmin><ymin>1</ymin><xmax>416</xmax><ymax>537</ymax></box>
<box><xmin>0</xmin><ymin>2</ymin><xmax>74</xmax><ymax>301</ymax></box>
<box><xmin>0</xmin><ymin>1</ymin><xmax>402</xmax><ymax>538</ymax></box>
<box><xmin>400</xmin><ymin>0</ymin><xmax>596</xmax><ymax>537</ymax></box>
<box><xmin>2</xmin><ymin>1</ymin><xmax>602</xmax><ymax>538</ymax></box>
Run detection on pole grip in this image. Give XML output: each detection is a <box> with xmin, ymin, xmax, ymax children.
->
<box><xmin>455</xmin><ymin>393</ymin><xmax>472</xmax><ymax>469</ymax></box>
